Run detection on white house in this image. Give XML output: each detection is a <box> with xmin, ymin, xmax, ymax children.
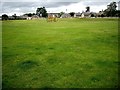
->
<box><xmin>74</xmin><ymin>13</ymin><xmax>81</xmax><ymax>18</ymax></box>
<box><xmin>32</xmin><ymin>15</ymin><xmax>39</xmax><ymax>20</ymax></box>
<box><xmin>60</xmin><ymin>13</ymin><xmax>71</xmax><ymax>18</ymax></box>
<box><xmin>27</xmin><ymin>17</ymin><xmax>32</xmax><ymax>20</ymax></box>
<box><xmin>81</xmin><ymin>12</ymin><xmax>91</xmax><ymax>18</ymax></box>
<box><xmin>48</xmin><ymin>13</ymin><xmax>59</xmax><ymax>18</ymax></box>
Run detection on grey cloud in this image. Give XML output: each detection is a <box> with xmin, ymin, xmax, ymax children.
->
<box><xmin>82</xmin><ymin>0</ymin><xmax>120</xmax><ymax>6</ymax></box>
<box><xmin>82</xmin><ymin>2</ymin><xmax>108</xmax><ymax>6</ymax></box>
<box><xmin>1</xmin><ymin>0</ymin><xmax>120</xmax><ymax>15</ymax></box>
<box><xmin>2</xmin><ymin>2</ymin><xmax>35</xmax><ymax>8</ymax></box>
<box><xmin>40</xmin><ymin>2</ymin><xmax>78</xmax><ymax>8</ymax></box>
<box><xmin>2</xmin><ymin>2</ymin><xmax>36</xmax><ymax>14</ymax></box>
<box><xmin>2</xmin><ymin>2</ymin><xmax>77</xmax><ymax>8</ymax></box>
<box><xmin>118</xmin><ymin>1</ymin><xmax>120</xmax><ymax>10</ymax></box>
<box><xmin>1</xmin><ymin>1</ymin><xmax>78</xmax><ymax>14</ymax></box>
<box><xmin>2</xmin><ymin>0</ymin><xmax>82</xmax><ymax>2</ymax></box>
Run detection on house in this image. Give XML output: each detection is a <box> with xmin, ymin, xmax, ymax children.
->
<box><xmin>18</xmin><ymin>16</ymin><xmax>27</xmax><ymax>20</ymax></box>
<box><xmin>19</xmin><ymin>15</ymin><xmax>40</xmax><ymax>20</ymax></box>
<box><xmin>8</xmin><ymin>16</ymin><xmax>15</xmax><ymax>20</ymax></box>
<box><xmin>48</xmin><ymin>13</ymin><xmax>60</xmax><ymax>17</ymax></box>
<box><xmin>81</xmin><ymin>12</ymin><xmax>91</xmax><ymax>18</ymax></box>
<box><xmin>97</xmin><ymin>10</ymin><xmax>104</xmax><ymax>17</ymax></box>
<box><xmin>32</xmin><ymin>15</ymin><xmax>39</xmax><ymax>20</ymax></box>
<box><xmin>90</xmin><ymin>12</ymin><xmax>97</xmax><ymax>17</ymax></box>
<box><xmin>60</xmin><ymin>13</ymin><xmax>71</xmax><ymax>18</ymax></box>
<box><xmin>80</xmin><ymin>6</ymin><xmax>97</xmax><ymax>18</ymax></box>
<box><xmin>26</xmin><ymin>17</ymin><xmax>32</xmax><ymax>20</ymax></box>
<box><xmin>74</xmin><ymin>13</ymin><xmax>81</xmax><ymax>18</ymax></box>
<box><xmin>21</xmin><ymin>15</ymin><xmax>31</xmax><ymax>20</ymax></box>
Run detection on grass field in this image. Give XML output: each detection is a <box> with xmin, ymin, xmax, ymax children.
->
<box><xmin>2</xmin><ymin>18</ymin><xmax>119</xmax><ymax>88</ymax></box>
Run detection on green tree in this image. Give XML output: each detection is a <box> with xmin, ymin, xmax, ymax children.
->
<box><xmin>91</xmin><ymin>13</ymin><xmax>95</xmax><ymax>17</ymax></box>
<box><xmin>115</xmin><ymin>10</ymin><xmax>120</xmax><ymax>17</ymax></box>
<box><xmin>24</xmin><ymin>13</ymin><xmax>36</xmax><ymax>17</ymax></box>
<box><xmin>36</xmin><ymin>7</ymin><xmax>48</xmax><ymax>17</ymax></box>
<box><xmin>12</xmin><ymin>14</ymin><xmax>17</xmax><ymax>19</ymax></box>
<box><xmin>2</xmin><ymin>14</ymin><xmax>8</xmax><ymax>20</ymax></box>
<box><xmin>104</xmin><ymin>2</ymin><xmax>117</xmax><ymax>17</ymax></box>
<box><xmin>27</xmin><ymin>13</ymin><xmax>32</xmax><ymax>17</ymax></box>
<box><xmin>58</xmin><ymin>12</ymin><xmax>64</xmax><ymax>17</ymax></box>
<box><xmin>69</xmin><ymin>12</ymin><xmax>75</xmax><ymax>17</ymax></box>
<box><xmin>86</xmin><ymin>6</ymin><xmax>90</xmax><ymax>12</ymax></box>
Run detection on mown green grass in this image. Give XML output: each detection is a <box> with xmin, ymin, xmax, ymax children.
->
<box><xmin>2</xmin><ymin>18</ymin><xmax>119</xmax><ymax>88</ymax></box>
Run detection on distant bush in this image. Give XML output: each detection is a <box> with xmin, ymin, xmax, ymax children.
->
<box><xmin>2</xmin><ymin>14</ymin><xmax>8</xmax><ymax>20</ymax></box>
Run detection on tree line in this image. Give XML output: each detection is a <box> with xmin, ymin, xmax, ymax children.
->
<box><xmin>1</xmin><ymin>2</ymin><xmax>120</xmax><ymax>20</ymax></box>
<box><xmin>100</xmin><ymin>2</ymin><xmax>120</xmax><ymax>17</ymax></box>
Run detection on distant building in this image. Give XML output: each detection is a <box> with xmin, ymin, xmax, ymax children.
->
<box><xmin>60</xmin><ymin>13</ymin><xmax>71</xmax><ymax>18</ymax></box>
<box><xmin>97</xmin><ymin>10</ymin><xmax>104</xmax><ymax>17</ymax></box>
<box><xmin>81</xmin><ymin>6</ymin><xmax>97</xmax><ymax>18</ymax></box>
<box><xmin>18</xmin><ymin>16</ymin><xmax>27</xmax><ymax>20</ymax></box>
<box><xmin>81</xmin><ymin>12</ymin><xmax>97</xmax><ymax>18</ymax></box>
<box><xmin>32</xmin><ymin>15</ymin><xmax>39</xmax><ymax>20</ymax></box>
<box><xmin>26</xmin><ymin>17</ymin><xmax>31</xmax><ymax>20</ymax></box>
<box><xmin>48</xmin><ymin>13</ymin><xmax>60</xmax><ymax>17</ymax></box>
<box><xmin>74</xmin><ymin>13</ymin><xmax>81</xmax><ymax>18</ymax></box>
<box><xmin>81</xmin><ymin>6</ymin><xmax>91</xmax><ymax>18</ymax></box>
<box><xmin>90</xmin><ymin>12</ymin><xmax>97</xmax><ymax>17</ymax></box>
<box><xmin>81</xmin><ymin>12</ymin><xmax>91</xmax><ymax>18</ymax></box>
<box><xmin>8</xmin><ymin>16</ymin><xmax>15</xmax><ymax>20</ymax></box>
<box><xmin>21</xmin><ymin>15</ymin><xmax>28</xmax><ymax>19</ymax></box>
<box><xmin>20</xmin><ymin>15</ymin><xmax>32</xmax><ymax>20</ymax></box>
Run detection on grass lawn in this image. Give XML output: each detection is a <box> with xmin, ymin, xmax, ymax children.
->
<box><xmin>2</xmin><ymin>18</ymin><xmax>119</xmax><ymax>88</ymax></box>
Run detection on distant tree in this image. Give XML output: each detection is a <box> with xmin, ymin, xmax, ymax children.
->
<box><xmin>101</xmin><ymin>14</ymin><xmax>105</xmax><ymax>17</ymax></box>
<box><xmin>86</xmin><ymin>6</ymin><xmax>90</xmax><ymax>12</ymax></box>
<box><xmin>36</xmin><ymin>7</ymin><xmax>48</xmax><ymax>17</ymax></box>
<box><xmin>98</xmin><ymin>11</ymin><xmax>105</xmax><ymax>17</ymax></box>
<box><xmin>24</xmin><ymin>13</ymin><xmax>36</xmax><ymax>17</ymax></box>
<box><xmin>33</xmin><ymin>13</ymin><xmax>36</xmax><ymax>15</ymax></box>
<box><xmin>12</xmin><ymin>14</ymin><xmax>17</xmax><ymax>19</ymax></box>
<box><xmin>104</xmin><ymin>2</ymin><xmax>117</xmax><ymax>17</ymax></box>
<box><xmin>91</xmin><ymin>13</ymin><xmax>94</xmax><ymax>17</ymax></box>
<box><xmin>69</xmin><ymin>12</ymin><xmax>75</xmax><ymax>17</ymax></box>
<box><xmin>58</xmin><ymin>12</ymin><xmax>65</xmax><ymax>17</ymax></box>
<box><xmin>27</xmin><ymin>13</ymin><xmax>32</xmax><ymax>17</ymax></box>
<box><xmin>115</xmin><ymin>10</ymin><xmax>120</xmax><ymax>17</ymax></box>
<box><xmin>2</xmin><ymin>14</ymin><xmax>8</xmax><ymax>20</ymax></box>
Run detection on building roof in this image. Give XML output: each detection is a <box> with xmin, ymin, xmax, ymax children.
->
<box><xmin>75</xmin><ymin>13</ymin><xmax>81</xmax><ymax>16</ymax></box>
<box><xmin>32</xmin><ymin>15</ymin><xmax>39</xmax><ymax>18</ymax></box>
<box><xmin>8</xmin><ymin>16</ymin><xmax>15</xmax><ymax>19</ymax></box>
<box><xmin>82</xmin><ymin>12</ymin><xmax>91</xmax><ymax>16</ymax></box>
<box><xmin>61</xmin><ymin>13</ymin><xmax>71</xmax><ymax>18</ymax></box>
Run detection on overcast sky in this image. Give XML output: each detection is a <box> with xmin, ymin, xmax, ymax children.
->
<box><xmin>0</xmin><ymin>0</ymin><xmax>120</xmax><ymax>16</ymax></box>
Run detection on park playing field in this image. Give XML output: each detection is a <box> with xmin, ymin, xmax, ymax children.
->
<box><xmin>2</xmin><ymin>18</ymin><xmax>119</xmax><ymax>88</ymax></box>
